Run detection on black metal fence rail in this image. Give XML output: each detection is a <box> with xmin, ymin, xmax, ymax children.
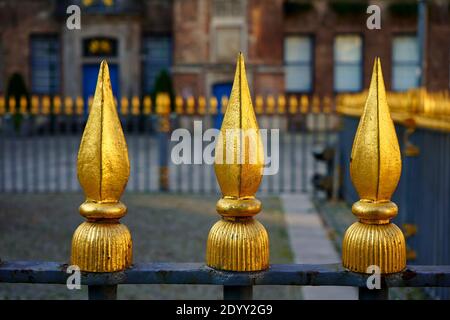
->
<box><xmin>1</xmin><ymin>261</ymin><xmax>450</xmax><ymax>300</ymax></box>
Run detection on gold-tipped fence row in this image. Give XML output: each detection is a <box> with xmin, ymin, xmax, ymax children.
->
<box><xmin>337</xmin><ymin>88</ymin><xmax>450</xmax><ymax>132</ymax></box>
<box><xmin>0</xmin><ymin>94</ymin><xmax>336</xmax><ymax>116</ymax></box>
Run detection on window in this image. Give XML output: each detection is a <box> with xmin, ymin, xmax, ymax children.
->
<box><xmin>81</xmin><ymin>0</ymin><xmax>118</xmax><ymax>13</ymax></box>
<box><xmin>392</xmin><ymin>36</ymin><xmax>419</xmax><ymax>91</ymax></box>
<box><xmin>213</xmin><ymin>0</ymin><xmax>243</xmax><ymax>17</ymax></box>
<box><xmin>334</xmin><ymin>35</ymin><xmax>363</xmax><ymax>92</ymax></box>
<box><xmin>83</xmin><ymin>37</ymin><xmax>118</xmax><ymax>57</ymax></box>
<box><xmin>284</xmin><ymin>36</ymin><xmax>313</xmax><ymax>92</ymax></box>
<box><xmin>142</xmin><ymin>36</ymin><xmax>172</xmax><ymax>94</ymax></box>
<box><xmin>216</xmin><ymin>27</ymin><xmax>242</xmax><ymax>62</ymax></box>
<box><xmin>211</xmin><ymin>0</ymin><xmax>245</xmax><ymax>62</ymax></box>
<box><xmin>30</xmin><ymin>35</ymin><xmax>60</xmax><ymax>94</ymax></box>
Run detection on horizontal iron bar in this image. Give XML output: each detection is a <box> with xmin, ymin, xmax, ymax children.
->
<box><xmin>1</xmin><ymin>261</ymin><xmax>450</xmax><ymax>287</ymax></box>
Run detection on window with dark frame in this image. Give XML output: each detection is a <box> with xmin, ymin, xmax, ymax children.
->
<box><xmin>392</xmin><ymin>35</ymin><xmax>419</xmax><ymax>91</ymax></box>
<box><xmin>83</xmin><ymin>37</ymin><xmax>118</xmax><ymax>58</ymax></box>
<box><xmin>213</xmin><ymin>0</ymin><xmax>243</xmax><ymax>17</ymax></box>
<box><xmin>30</xmin><ymin>35</ymin><xmax>60</xmax><ymax>95</ymax></box>
<box><xmin>334</xmin><ymin>34</ymin><xmax>363</xmax><ymax>93</ymax></box>
<box><xmin>81</xmin><ymin>0</ymin><xmax>118</xmax><ymax>13</ymax></box>
<box><xmin>284</xmin><ymin>36</ymin><xmax>313</xmax><ymax>93</ymax></box>
<box><xmin>142</xmin><ymin>36</ymin><xmax>172</xmax><ymax>94</ymax></box>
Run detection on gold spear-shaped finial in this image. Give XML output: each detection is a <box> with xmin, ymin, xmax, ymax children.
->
<box><xmin>71</xmin><ymin>60</ymin><xmax>132</xmax><ymax>272</ymax></box>
<box><xmin>342</xmin><ymin>58</ymin><xmax>406</xmax><ymax>274</ymax></box>
<box><xmin>206</xmin><ymin>53</ymin><xmax>269</xmax><ymax>271</ymax></box>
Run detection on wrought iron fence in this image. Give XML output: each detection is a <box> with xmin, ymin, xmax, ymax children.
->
<box><xmin>338</xmin><ymin>88</ymin><xmax>450</xmax><ymax>300</ymax></box>
<box><xmin>0</xmin><ymin>92</ymin><xmax>338</xmax><ymax>195</ymax></box>
<box><xmin>0</xmin><ymin>57</ymin><xmax>449</xmax><ymax>300</ymax></box>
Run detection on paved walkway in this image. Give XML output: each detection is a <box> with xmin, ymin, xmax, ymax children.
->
<box><xmin>280</xmin><ymin>193</ymin><xmax>358</xmax><ymax>300</ymax></box>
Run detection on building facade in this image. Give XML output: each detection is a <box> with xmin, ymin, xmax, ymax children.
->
<box><xmin>0</xmin><ymin>0</ymin><xmax>449</xmax><ymax>105</ymax></box>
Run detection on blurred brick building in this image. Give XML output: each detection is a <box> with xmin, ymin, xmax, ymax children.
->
<box><xmin>0</xmin><ymin>0</ymin><xmax>449</xmax><ymax>104</ymax></box>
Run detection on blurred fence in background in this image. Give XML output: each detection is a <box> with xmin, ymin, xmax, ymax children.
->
<box><xmin>0</xmin><ymin>93</ymin><xmax>339</xmax><ymax>194</ymax></box>
<box><xmin>1</xmin><ymin>88</ymin><xmax>450</xmax><ymax>299</ymax></box>
<box><xmin>337</xmin><ymin>88</ymin><xmax>450</xmax><ymax>300</ymax></box>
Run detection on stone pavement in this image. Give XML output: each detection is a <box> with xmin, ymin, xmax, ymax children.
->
<box><xmin>280</xmin><ymin>193</ymin><xmax>358</xmax><ymax>300</ymax></box>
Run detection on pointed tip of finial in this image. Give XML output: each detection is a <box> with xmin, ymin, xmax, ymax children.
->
<box><xmin>98</xmin><ymin>59</ymin><xmax>110</xmax><ymax>78</ymax></box>
<box><xmin>350</xmin><ymin>57</ymin><xmax>401</xmax><ymax>202</ymax></box>
<box><xmin>214</xmin><ymin>51</ymin><xmax>264</xmax><ymax>199</ymax></box>
<box><xmin>237</xmin><ymin>52</ymin><xmax>245</xmax><ymax>71</ymax></box>
<box><xmin>100</xmin><ymin>59</ymin><xmax>109</xmax><ymax>67</ymax></box>
<box><xmin>372</xmin><ymin>56</ymin><xmax>382</xmax><ymax>79</ymax></box>
<box><xmin>77</xmin><ymin>61</ymin><xmax>130</xmax><ymax>203</ymax></box>
<box><xmin>99</xmin><ymin>60</ymin><xmax>108</xmax><ymax>74</ymax></box>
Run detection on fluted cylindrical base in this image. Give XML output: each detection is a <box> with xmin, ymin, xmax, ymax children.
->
<box><xmin>342</xmin><ymin>222</ymin><xmax>406</xmax><ymax>274</ymax></box>
<box><xmin>71</xmin><ymin>221</ymin><xmax>132</xmax><ymax>272</ymax></box>
<box><xmin>206</xmin><ymin>218</ymin><xmax>269</xmax><ymax>271</ymax></box>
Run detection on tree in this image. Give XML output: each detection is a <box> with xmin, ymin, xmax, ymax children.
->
<box><xmin>152</xmin><ymin>69</ymin><xmax>174</xmax><ymax>112</ymax></box>
<box><xmin>6</xmin><ymin>73</ymin><xmax>29</xmax><ymax>129</ymax></box>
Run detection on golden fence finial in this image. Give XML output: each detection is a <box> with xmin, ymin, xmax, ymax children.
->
<box><xmin>288</xmin><ymin>96</ymin><xmax>298</xmax><ymax>114</ymax></box>
<box><xmin>19</xmin><ymin>96</ymin><xmax>27</xmax><ymax>115</ymax></box>
<box><xmin>143</xmin><ymin>96</ymin><xmax>152</xmax><ymax>115</ymax></box>
<box><xmin>206</xmin><ymin>53</ymin><xmax>269</xmax><ymax>272</ymax></box>
<box><xmin>64</xmin><ymin>97</ymin><xmax>74</xmax><ymax>115</ymax></box>
<box><xmin>121</xmin><ymin>96</ymin><xmax>129</xmax><ymax>115</ymax></box>
<box><xmin>342</xmin><ymin>58</ymin><xmax>406</xmax><ymax>274</ymax></box>
<box><xmin>131</xmin><ymin>96</ymin><xmax>140</xmax><ymax>115</ymax></box>
<box><xmin>156</xmin><ymin>93</ymin><xmax>171</xmax><ymax>116</ymax></box>
<box><xmin>0</xmin><ymin>96</ymin><xmax>5</xmax><ymax>115</ymax></box>
<box><xmin>277</xmin><ymin>95</ymin><xmax>286</xmax><ymax>114</ymax></box>
<box><xmin>31</xmin><ymin>96</ymin><xmax>39</xmax><ymax>115</ymax></box>
<box><xmin>71</xmin><ymin>60</ymin><xmax>132</xmax><ymax>272</ymax></box>
<box><xmin>53</xmin><ymin>96</ymin><xmax>62</xmax><ymax>115</ymax></box>
<box><xmin>209</xmin><ymin>96</ymin><xmax>218</xmax><ymax>114</ymax></box>
<box><xmin>300</xmin><ymin>95</ymin><xmax>309</xmax><ymax>114</ymax></box>
<box><xmin>220</xmin><ymin>95</ymin><xmax>228</xmax><ymax>114</ymax></box>
<box><xmin>198</xmin><ymin>96</ymin><xmax>206</xmax><ymax>115</ymax></box>
<box><xmin>75</xmin><ymin>96</ymin><xmax>84</xmax><ymax>115</ymax></box>
<box><xmin>8</xmin><ymin>96</ymin><xmax>16</xmax><ymax>114</ymax></box>
<box><xmin>187</xmin><ymin>96</ymin><xmax>195</xmax><ymax>115</ymax></box>
<box><xmin>323</xmin><ymin>96</ymin><xmax>332</xmax><ymax>113</ymax></box>
<box><xmin>266</xmin><ymin>95</ymin><xmax>275</xmax><ymax>114</ymax></box>
<box><xmin>42</xmin><ymin>96</ymin><xmax>51</xmax><ymax>115</ymax></box>
<box><xmin>255</xmin><ymin>95</ymin><xmax>263</xmax><ymax>114</ymax></box>
<box><xmin>175</xmin><ymin>95</ymin><xmax>184</xmax><ymax>114</ymax></box>
<box><xmin>312</xmin><ymin>95</ymin><xmax>320</xmax><ymax>113</ymax></box>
